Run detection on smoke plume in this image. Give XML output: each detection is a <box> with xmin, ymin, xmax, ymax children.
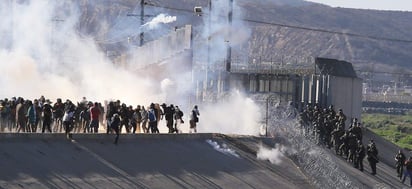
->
<box><xmin>198</xmin><ymin>90</ymin><xmax>262</xmax><ymax>135</ymax></box>
<box><xmin>256</xmin><ymin>143</ymin><xmax>286</xmax><ymax>165</ymax></box>
<box><xmin>0</xmin><ymin>0</ymin><xmax>260</xmax><ymax>136</ymax></box>
<box><xmin>0</xmin><ymin>1</ymin><xmax>171</xmax><ymax>106</ymax></box>
<box><xmin>142</xmin><ymin>14</ymin><xmax>177</xmax><ymax>29</ymax></box>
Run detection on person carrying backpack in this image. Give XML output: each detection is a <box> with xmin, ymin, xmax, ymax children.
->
<box><xmin>140</xmin><ymin>106</ymin><xmax>148</xmax><ymax>133</ymax></box>
<box><xmin>161</xmin><ymin>103</ymin><xmax>175</xmax><ymax>133</ymax></box>
<box><xmin>189</xmin><ymin>105</ymin><xmax>200</xmax><ymax>133</ymax></box>
<box><xmin>174</xmin><ymin>106</ymin><xmax>184</xmax><ymax>133</ymax></box>
<box><xmin>148</xmin><ymin>103</ymin><xmax>158</xmax><ymax>133</ymax></box>
<box><xmin>110</xmin><ymin>113</ymin><xmax>121</xmax><ymax>144</ymax></box>
<box><xmin>62</xmin><ymin>100</ymin><xmax>75</xmax><ymax>139</ymax></box>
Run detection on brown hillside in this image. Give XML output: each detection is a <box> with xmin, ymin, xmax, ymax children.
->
<box><xmin>73</xmin><ymin>0</ymin><xmax>412</xmax><ymax>73</ymax></box>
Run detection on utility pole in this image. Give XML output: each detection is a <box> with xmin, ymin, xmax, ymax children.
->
<box><xmin>204</xmin><ymin>0</ymin><xmax>212</xmax><ymax>102</ymax></box>
<box><xmin>222</xmin><ymin>0</ymin><xmax>233</xmax><ymax>93</ymax></box>
<box><xmin>226</xmin><ymin>0</ymin><xmax>233</xmax><ymax>72</ymax></box>
<box><xmin>140</xmin><ymin>0</ymin><xmax>144</xmax><ymax>46</ymax></box>
<box><xmin>127</xmin><ymin>1</ymin><xmax>154</xmax><ymax>46</ymax></box>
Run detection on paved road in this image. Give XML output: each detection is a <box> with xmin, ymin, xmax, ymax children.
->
<box><xmin>0</xmin><ymin>130</ymin><xmax>409</xmax><ymax>189</ymax></box>
<box><xmin>0</xmin><ymin>133</ymin><xmax>312</xmax><ymax>189</ymax></box>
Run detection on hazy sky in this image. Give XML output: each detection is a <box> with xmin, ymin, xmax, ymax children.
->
<box><xmin>306</xmin><ymin>0</ymin><xmax>412</xmax><ymax>11</ymax></box>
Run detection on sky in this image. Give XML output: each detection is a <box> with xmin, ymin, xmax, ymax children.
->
<box><xmin>306</xmin><ymin>0</ymin><xmax>412</xmax><ymax>11</ymax></box>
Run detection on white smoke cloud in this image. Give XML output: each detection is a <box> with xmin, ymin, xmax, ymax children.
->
<box><xmin>206</xmin><ymin>139</ymin><xmax>240</xmax><ymax>158</ymax></box>
<box><xmin>0</xmin><ymin>1</ymin><xmax>171</xmax><ymax>106</ymax></box>
<box><xmin>142</xmin><ymin>14</ymin><xmax>177</xmax><ymax>30</ymax></box>
<box><xmin>256</xmin><ymin>143</ymin><xmax>286</xmax><ymax>165</ymax></box>
<box><xmin>160</xmin><ymin>78</ymin><xmax>175</xmax><ymax>93</ymax></box>
<box><xmin>0</xmin><ymin>0</ymin><xmax>259</xmax><ymax>136</ymax></box>
<box><xmin>197</xmin><ymin>0</ymin><xmax>251</xmax><ymax>65</ymax></box>
<box><xmin>198</xmin><ymin>90</ymin><xmax>262</xmax><ymax>135</ymax></box>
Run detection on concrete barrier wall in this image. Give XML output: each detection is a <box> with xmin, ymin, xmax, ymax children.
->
<box><xmin>128</xmin><ymin>25</ymin><xmax>192</xmax><ymax>70</ymax></box>
<box><xmin>328</xmin><ymin>76</ymin><xmax>362</xmax><ymax>125</ymax></box>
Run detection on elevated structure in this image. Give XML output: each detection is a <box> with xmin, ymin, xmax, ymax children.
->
<box><xmin>198</xmin><ymin>57</ymin><xmax>362</xmax><ymax>125</ymax></box>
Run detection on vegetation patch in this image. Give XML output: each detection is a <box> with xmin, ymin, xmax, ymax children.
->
<box><xmin>362</xmin><ymin>113</ymin><xmax>412</xmax><ymax>150</ymax></box>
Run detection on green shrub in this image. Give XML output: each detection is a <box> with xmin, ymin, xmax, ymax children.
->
<box><xmin>363</xmin><ymin>113</ymin><xmax>412</xmax><ymax>148</ymax></box>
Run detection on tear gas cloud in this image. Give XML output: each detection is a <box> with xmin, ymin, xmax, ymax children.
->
<box><xmin>198</xmin><ymin>91</ymin><xmax>262</xmax><ymax>135</ymax></box>
<box><xmin>256</xmin><ymin>143</ymin><xmax>286</xmax><ymax>165</ymax></box>
<box><xmin>0</xmin><ymin>1</ymin><xmax>178</xmax><ymax>106</ymax></box>
<box><xmin>191</xmin><ymin>1</ymin><xmax>256</xmax><ymax>136</ymax></box>
<box><xmin>196</xmin><ymin>0</ymin><xmax>251</xmax><ymax>65</ymax></box>
<box><xmin>0</xmin><ymin>0</ymin><xmax>260</xmax><ymax>136</ymax></box>
<box><xmin>206</xmin><ymin>139</ymin><xmax>240</xmax><ymax>158</ymax></box>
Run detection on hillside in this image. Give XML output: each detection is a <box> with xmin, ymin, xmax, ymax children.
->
<box><xmin>243</xmin><ymin>2</ymin><xmax>412</xmax><ymax>72</ymax></box>
<box><xmin>72</xmin><ymin>0</ymin><xmax>412</xmax><ymax>73</ymax></box>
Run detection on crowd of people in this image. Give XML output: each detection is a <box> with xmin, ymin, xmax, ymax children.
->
<box><xmin>0</xmin><ymin>96</ymin><xmax>200</xmax><ymax>143</ymax></box>
<box><xmin>299</xmin><ymin>104</ymin><xmax>379</xmax><ymax>174</ymax></box>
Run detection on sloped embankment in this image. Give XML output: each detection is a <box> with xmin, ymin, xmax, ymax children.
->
<box><xmin>0</xmin><ymin>133</ymin><xmax>311</xmax><ymax>189</ymax></box>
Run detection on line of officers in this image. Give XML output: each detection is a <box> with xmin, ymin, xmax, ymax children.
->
<box><xmin>299</xmin><ymin>105</ymin><xmax>379</xmax><ymax>175</ymax></box>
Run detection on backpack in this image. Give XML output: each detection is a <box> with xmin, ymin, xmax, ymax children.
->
<box><xmin>43</xmin><ymin>105</ymin><xmax>52</xmax><ymax>117</ymax></box>
<box><xmin>148</xmin><ymin>110</ymin><xmax>156</xmax><ymax>122</ymax></box>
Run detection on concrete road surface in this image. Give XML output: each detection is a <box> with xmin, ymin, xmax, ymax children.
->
<box><xmin>0</xmin><ymin>133</ymin><xmax>312</xmax><ymax>189</ymax></box>
<box><xmin>0</xmin><ymin>130</ymin><xmax>409</xmax><ymax>189</ymax></box>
